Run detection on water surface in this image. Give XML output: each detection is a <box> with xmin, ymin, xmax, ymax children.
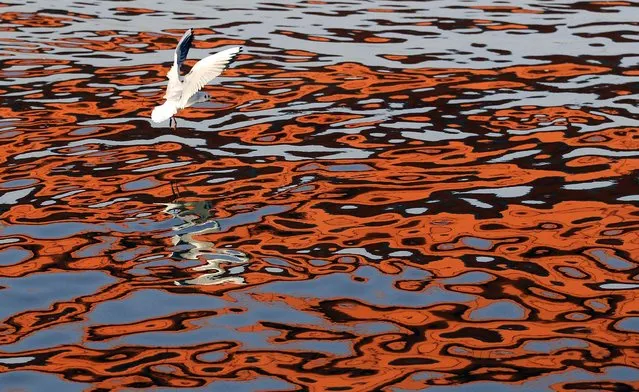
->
<box><xmin>1</xmin><ymin>0</ymin><xmax>638</xmax><ymax>390</ymax></box>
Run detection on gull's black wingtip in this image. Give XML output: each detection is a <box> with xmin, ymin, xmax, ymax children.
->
<box><xmin>175</xmin><ymin>28</ymin><xmax>195</xmax><ymax>71</ymax></box>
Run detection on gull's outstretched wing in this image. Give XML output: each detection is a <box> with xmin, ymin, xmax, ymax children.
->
<box><xmin>164</xmin><ymin>29</ymin><xmax>194</xmax><ymax>100</ymax></box>
<box><xmin>174</xmin><ymin>28</ymin><xmax>194</xmax><ymax>74</ymax></box>
<box><xmin>177</xmin><ymin>46</ymin><xmax>241</xmax><ymax>108</ymax></box>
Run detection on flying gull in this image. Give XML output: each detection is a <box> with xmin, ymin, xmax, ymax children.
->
<box><xmin>151</xmin><ymin>29</ymin><xmax>241</xmax><ymax>128</ymax></box>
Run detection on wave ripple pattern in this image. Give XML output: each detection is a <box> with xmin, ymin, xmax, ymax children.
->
<box><xmin>0</xmin><ymin>0</ymin><xmax>638</xmax><ymax>391</ymax></box>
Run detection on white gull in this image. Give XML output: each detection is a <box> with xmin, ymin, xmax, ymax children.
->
<box><xmin>151</xmin><ymin>29</ymin><xmax>241</xmax><ymax>127</ymax></box>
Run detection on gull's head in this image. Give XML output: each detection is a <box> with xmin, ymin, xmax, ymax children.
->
<box><xmin>151</xmin><ymin>102</ymin><xmax>177</xmax><ymax>123</ymax></box>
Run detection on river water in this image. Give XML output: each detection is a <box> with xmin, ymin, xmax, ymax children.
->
<box><xmin>0</xmin><ymin>0</ymin><xmax>638</xmax><ymax>390</ymax></box>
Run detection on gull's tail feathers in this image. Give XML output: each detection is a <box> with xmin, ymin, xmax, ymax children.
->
<box><xmin>151</xmin><ymin>101</ymin><xmax>178</xmax><ymax>123</ymax></box>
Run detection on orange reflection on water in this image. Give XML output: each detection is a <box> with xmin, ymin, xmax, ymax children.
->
<box><xmin>1</xmin><ymin>0</ymin><xmax>639</xmax><ymax>390</ymax></box>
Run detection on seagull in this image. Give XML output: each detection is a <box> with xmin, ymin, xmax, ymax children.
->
<box><xmin>151</xmin><ymin>29</ymin><xmax>241</xmax><ymax>128</ymax></box>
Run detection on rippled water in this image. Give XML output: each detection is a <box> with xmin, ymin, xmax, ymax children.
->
<box><xmin>1</xmin><ymin>0</ymin><xmax>638</xmax><ymax>390</ymax></box>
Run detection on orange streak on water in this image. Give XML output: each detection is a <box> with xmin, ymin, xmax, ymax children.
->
<box><xmin>0</xmin><ymin>2</ymin><xmax>638</xmax><ymax>390</ymax></box>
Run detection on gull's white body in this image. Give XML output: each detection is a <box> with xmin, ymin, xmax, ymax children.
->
<box><xmin>151</xmin><ymin>29</ymin><xmax>241</xmax><ymax>124</ymax></box>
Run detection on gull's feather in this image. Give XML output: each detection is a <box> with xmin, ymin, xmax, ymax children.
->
<box><xmin>151</xmin><ymin>101</ymin><xmax>178</xmax><ymax>123</ymax></box>
<box><xmin>164</xmin><ymin>53</ymin><xmax>183</xmax><ymax>101</ymax></box>
<box><xmin>178</xmin><ymin>47</ymin><xmax>241</xmax><ymax>108</ymax></box>
<box><xmin>175</xmin><ymin>28</ymin><xmax>194</xmax><ymax>74</ymax></box>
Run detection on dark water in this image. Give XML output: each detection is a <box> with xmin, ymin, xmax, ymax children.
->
<box><xmin>1</xmin><ymin>0</ymin><xmax>639</xmax><ymax>390</ymax></box>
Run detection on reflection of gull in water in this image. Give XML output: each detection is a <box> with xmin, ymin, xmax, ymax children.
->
<box><xmin>162</xmin><ymin>198</ymin><xmax>249</xmax><ymax>286</ymax></box>
<box><xmin>151</xmin><ymin>28</ymin><xmax>242</xmax><ymax>128</ymax></box>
